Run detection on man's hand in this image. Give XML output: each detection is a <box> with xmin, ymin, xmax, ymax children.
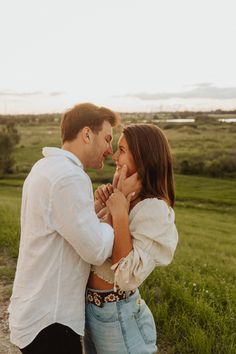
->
<box><xmin>95</xmin><ymin>184</ymin><xmax>114</xmax><ymax>205</ymax></box>
<box><xmin>94</xmin><ymin>184</ymin><xmax>113</xmax><ymax>214</ymax></box>
<box><xmin>97</xmin><ymin>206</ymin><xmax>112</xmax><ymax>226</ymax></box>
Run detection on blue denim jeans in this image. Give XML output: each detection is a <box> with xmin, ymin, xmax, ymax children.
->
<box><xmin>84</xmin><ymin>288</ymin><xmax>157</xmax><ymax>354</ymax></box>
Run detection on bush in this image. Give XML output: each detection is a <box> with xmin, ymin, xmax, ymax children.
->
<box><xmin>178</xmin><ymin>154</ymin><xmax>236</xmax><ymax>178</ymax></box>
<box><xmin>179</xmin><ymin>160</ymin><xmax>205</xmax><ymax>176</ymax></box>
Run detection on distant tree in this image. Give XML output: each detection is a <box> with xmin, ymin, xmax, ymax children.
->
<box><xmin>0</xmin><ymin>122</ymin><xmax>20</xmax><ymax>174</ymax></box>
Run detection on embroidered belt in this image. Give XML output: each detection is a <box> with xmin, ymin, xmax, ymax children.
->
<box><xmin>86</xmin><ymin>288</ymin><xmax>136</xmax><ymax>308</ymax></box>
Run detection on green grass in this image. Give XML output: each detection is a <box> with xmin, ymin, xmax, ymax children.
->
<box><xmin>175</xmin><ymin>174</ymin><xmax>236</xmax><ymax>207</ymax></box>
<box><xmin>0</xmin><ymin>117</ymin><xmax>236</xmax><ymax>353</ymax></box>
<box><xmin>0</xmin><ymin>173</ymin><xmax>235</xmax><ymax>353</ymax></box>
<box><xmin>4</xmin><ymin>118</ymin><xmax>235</xmax><ymax>179</ymax></box>
<box><xmin>0</xmin><ymin>180</ymin><xmax>21</xmax><ymax>260</ymax></box>
<box><xmin>0</xmin><ymin>180</ymin><xmax>21</xmax><ymax>282</ymax></box>
<box><xmin>141</xmin><ymin>206</ymin><xmax>235</xmax><ymax>353</ymax></box>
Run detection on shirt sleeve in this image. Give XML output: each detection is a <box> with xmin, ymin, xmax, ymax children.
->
<box><xmin>50</xmin><ymin>174</ymin><xmax>114</xmax><ymax>266</ymax></box>
<box><xmin>111</xmin><ymin>199</ymin><xmax>178</xmax><ymax>291</ymax></box>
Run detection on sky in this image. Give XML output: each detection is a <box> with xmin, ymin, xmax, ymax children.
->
<box><xmin>0</xmin><ymin>0</ymin><xmax>236</xmax><ymax>114</ymax></box>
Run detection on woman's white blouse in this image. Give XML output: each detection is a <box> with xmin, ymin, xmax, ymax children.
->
<box><xmin>91</xmin><ymin>198</ymin><xmax>178</xmax><ymax>291</ymax></box>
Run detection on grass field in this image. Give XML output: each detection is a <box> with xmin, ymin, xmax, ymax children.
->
<box><xmin>3</xmin><ymin>114</ymin><xmax>235</xmax><ymax>179</ymax></box>
<box><xmin>0</xmin><ymin>116</ymin><xmax>235</xmax><ymax>353</ymax></box>
<box><xmin>0</xmin><ymin>173</ymin><xmax>235</xmax><ymax>354</ymax></box>
<box><xmin>141</xmin><ymin>175</ymin><xmax>236</xmax><ymax>353</ymax></box>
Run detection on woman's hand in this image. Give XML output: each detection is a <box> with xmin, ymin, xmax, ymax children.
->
<box><xmin>106</xmin><ymin>189</ymin><xmax>134</xmax><ymax>218</ymax></box>
<box><xmin>94</xmin><ymin>164</ymin><xmax>141</xmax><ymax>214</ymax></box>
<box><xmin>106</xmin><ymin>189</ymin><xmax>134</xmax><ymax>264</ymax></box>
<box><xmin>115</xmin><ymin>165</ymin><xmax>141</xmax><ymax>199</ymax></box>
<box><xmin>112</xmin><ymin>167</ymin><xmax>121</xmax><ymax>189</ymax></box>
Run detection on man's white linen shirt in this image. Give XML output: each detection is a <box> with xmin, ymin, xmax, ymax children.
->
<box><xmin>8</xmin><ymin>147</ymin><xmax>114</xmax><ymax>349</ymax></box>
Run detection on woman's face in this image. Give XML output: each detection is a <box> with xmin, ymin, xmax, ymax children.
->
<box><xmin>112</xmin><ymin>134</ymin><xmax>137</xmax><ymax>176</ymax></box>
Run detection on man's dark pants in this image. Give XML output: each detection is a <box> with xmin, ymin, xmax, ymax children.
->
<box><xmin>20</xmin><ymin>323</ymin><xmax>83</xmax><ymax>354</ymax></box>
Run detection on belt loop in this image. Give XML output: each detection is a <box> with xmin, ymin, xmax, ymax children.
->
<box><xmin>125</xmin><ymin>291</ymin><xmax>130</xmax><ymax>302</ymax></box>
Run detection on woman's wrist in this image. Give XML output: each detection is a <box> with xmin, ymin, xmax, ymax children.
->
<box><xmin>111</xmin><ymin>209</ymin><xmax>129</xmax><ymax>221</ymax></box>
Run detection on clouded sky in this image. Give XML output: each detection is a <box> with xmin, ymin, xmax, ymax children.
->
<box><xmin>0</xmin><ymin>0</ymin><xmax>236</xmax><ymax>113</ymax></box>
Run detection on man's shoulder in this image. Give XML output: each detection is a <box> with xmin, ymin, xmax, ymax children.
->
<box><xmin>31</xmin><ymin>155</ymin><xmax>90</xmax><ymax>185</ymax></box>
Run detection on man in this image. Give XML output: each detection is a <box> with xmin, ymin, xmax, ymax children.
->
<box><xmin>8</xmin><ymin>103</ymin><xmax>120</xmax><ymax>354</ymax></box>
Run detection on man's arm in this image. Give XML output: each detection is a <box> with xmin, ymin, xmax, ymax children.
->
<box><xmin>50</xmin><ymin>174</ymin><xmax>114</xmax><ymax>266</ymax></box>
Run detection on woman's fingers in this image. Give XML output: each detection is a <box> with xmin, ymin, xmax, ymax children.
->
<box><xmin>127</xmin><ymin>191</ymin><xmax>136</xmax><ymax>203</ymax></box>
<box><xmin>112</xmin><ymin>168</ymin><xmax>120</xmax><ymax>188</ymax></box>
<box><xmin>117</xmin><ymin>165</ymin><xmax>127</xmax><ymax>190</ymax></box>
<box><xmin>120</xmin><ymin>172</ymin><xmax>141</xmax><ymax>197</ymax></box>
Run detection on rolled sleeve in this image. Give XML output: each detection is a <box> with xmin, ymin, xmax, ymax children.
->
<box><xmin>50</xmin><ymin>174</ymin><xmax>114</xmax><ymax>265</ymax></box>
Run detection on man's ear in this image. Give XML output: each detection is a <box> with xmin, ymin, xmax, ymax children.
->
<box><xmin>81</xmin><ymin>127</ymin><xmax>91</xmax><ymax>143</ymax></box>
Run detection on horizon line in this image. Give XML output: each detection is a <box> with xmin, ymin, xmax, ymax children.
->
<box><xmin>1</xmin><ymin>108</ymin><xmax>236</xmax><ymax>116</ymax></box>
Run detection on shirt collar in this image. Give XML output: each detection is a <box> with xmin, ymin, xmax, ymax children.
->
<box><xmin>42</xmin><ymin>147</ymin><xmax>83</xmax><ymax>168</ymax></box>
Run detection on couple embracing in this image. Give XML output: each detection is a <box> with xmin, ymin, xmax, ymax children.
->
<box><xmin>8</xmin><ymin>103</ymin><xmax>178</xmax><ymax>354</ymax></box>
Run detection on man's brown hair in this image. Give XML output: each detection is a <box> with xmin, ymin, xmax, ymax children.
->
<box><xmin>123</xmin><ymin>124</ymin><xmax>175</xmax><ymax>207</ymax></box>
<box><xmin>61</xmin><ymin>103</ymin><xmax>120</xmax><ymax>143</ymax></box>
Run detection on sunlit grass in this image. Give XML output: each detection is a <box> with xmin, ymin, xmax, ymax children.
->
<box><xmin>8</xmin><ymin>118</ymin><xmax>236</xmax><ymax>180</ymax></box>
<box><xmin>0</xmin><ymin>173</ymin><xmax>235</xmax><ymax>353</ymax></box>
<box><xmin>1</xmin><ymin>116</ymin><xmax>236</xmax><ymax>353</ymax></box>
<box><xmin>141</xmin><ymin>201</ymin><xmax>236</xmax><ymax>354</ymax></box>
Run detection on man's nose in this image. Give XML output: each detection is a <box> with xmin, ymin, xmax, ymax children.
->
<box><xmin>107</xmin><ymin>144</ymin><xmax>113</xmax><ymax>155</ymax></box>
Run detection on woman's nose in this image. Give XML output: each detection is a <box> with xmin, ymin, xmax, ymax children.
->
<box><xmin>112</xmin><ymin>151</ymin><xmax>118</xmax><ymax>161</ymax></box>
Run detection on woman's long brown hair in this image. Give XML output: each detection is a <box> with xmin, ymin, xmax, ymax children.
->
<box><xmin>123</xmin><ymin>124</ymin><xmax>175</xmax><ymax>207</ymax></box>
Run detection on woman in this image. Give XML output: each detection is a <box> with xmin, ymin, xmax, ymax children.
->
<box><xmin>84</xmin><ymin>124</ymin><xmax>178</xmax><ymax>354</ymax></box>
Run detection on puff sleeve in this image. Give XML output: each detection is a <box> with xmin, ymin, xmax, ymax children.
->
<box><xmin>111</xmin><ymin>199</ymin><xmax>178</xmax><ymax>291</ymax></box>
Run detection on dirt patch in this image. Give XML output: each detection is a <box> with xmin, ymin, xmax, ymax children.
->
<box><xmin>0</xmin><ymin>281</ymin><xmax>20</xmax><ymax>354</ymax></box>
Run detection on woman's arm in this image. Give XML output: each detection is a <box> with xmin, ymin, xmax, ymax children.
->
<box><xmin>106</xmin><ymin>189</ymin><xmax>134</xmax><ymax>264</ymax></box>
